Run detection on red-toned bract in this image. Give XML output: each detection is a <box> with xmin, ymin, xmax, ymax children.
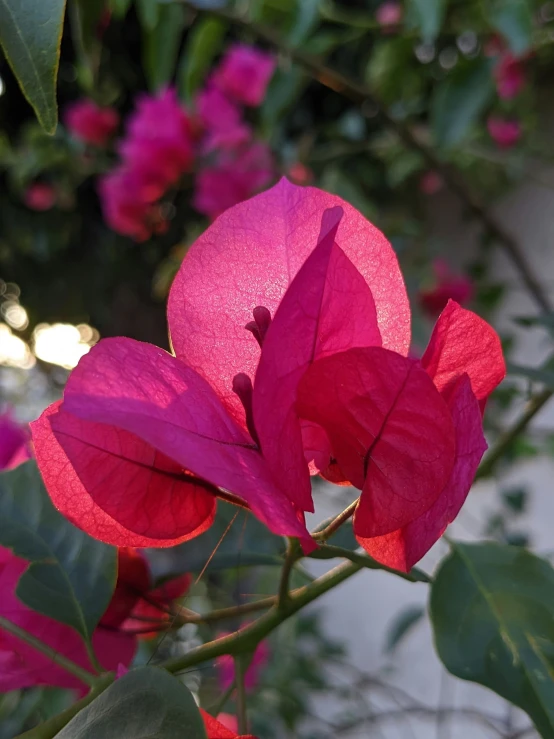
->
<box><xmin>31</xmin><ymin>179</ymin><xmax>504</xmax><ymax>569</ymax></box>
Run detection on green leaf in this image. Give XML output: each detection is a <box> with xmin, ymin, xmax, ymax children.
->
<box><xmin>0</xmin><ymin>0</ymin><xmax>67</xmax><ymax>133</ymax></box>
<box><xmin>385</xmin><ymin>605</ymin><xmax>424</xmax><ymax>653</ymax></box>
<box><xmin>56</xmin><ymin>667</ymin><xmax>208</xmax><ymax>739</ymax></box>
<box><xmin>136</xmin><ymin>0</ymin><xmax>159</xmax><ymax>31</ymax></box>
<box><xmin>487</xmin><ymin>0</ymin><xmax>533</xmax><ymax>56</ymax></box>
<box><xmin>431</xmin><ymin>60</ymin><xmax>495</xmax><ymax>148</ymax></box>
<box><xmin>407</xmin><ymin>0</ymin><xmax>446</xmax><ymax>42</ymax></box>
<box><xmin>502</xmin><ymin>486</ymin><xmax>528</xmax><ymax>514</ymax></box>
<box><xmin>109</xmin><ymin>0</ymin><xmax>132</xmax><ymax>19</ymax></box>
<box><xmin>508</xmin><ymin>360</ymin><xmax>554</xmax><ymax>389</ymax></box>
<box><xmin>143</xmin><ymin>3</ymin><xmax>186</xmax><ymax>91</ymax></box>
<box><xmin>430</xmin><ymin>542</ymin><xmax>554</xmax><ymax>738</ymax></box>
<box><xmin>75</xmin><ymin>0</ymin><xmax>106</xmax><ymax>54</ymax></box>
<box><xmin>178</xmin><ymin>16</ymin><xmax>226</xmax><ymax>101</ymax></box>
<box><xmin>288</xmin><ymin>0</ymin><xmax>320</xmax><ymax>47</ymax></box>
<box><xmin>0</xmin><ymin>461</ymin><xmax>116</xmax><ymax>645</ymax></box>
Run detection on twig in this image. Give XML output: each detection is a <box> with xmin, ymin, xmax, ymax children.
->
<box><xmin>15</xmin><ymin>673</ymin><xmax>115</xmax><ymax>739</ymax></box>
<box><xmin>312</xmin><ymin>499</ymin><xmax>358</xmax><ymax>542</ymax></box>
<box><xmin>476</xmin><ymin>388</ymin><xmax>553</xmax><ymax>480</ymax></box>
<box><xmin>278</xmin><ymin>538</ymin><xmax>301</xmax><ymax>610</ymax></box>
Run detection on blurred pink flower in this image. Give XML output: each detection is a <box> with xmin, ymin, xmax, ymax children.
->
<box><xmin>494</xmin><ymin>53</ymin><xmax>526</xmax><ymax>99</ymax></box>
<box><xmin>287</xmin><ymin>162</ymin><xmax>313</xmax><ymax>185</ymax></box>
<box><xmin>216</xmin><ymin>637</ymin><xmax>269</xmax><ymax>691</ymax></box>
<box><xmin>419</xmin><ymin>171</ymin><xmax>443</xmax><ymax>195</ymax></box>
<box><xmin>99</xmin><ymin>167</ymin><xmax>168</xmax><ymax>242</ymax></box>
<box><xmin>119</xmin><ymin>88</ymin><xmax>194</xmax><ymax>199</ymax></box>
<box><xmin>24</xmin><ymin>183</ymin><xmax>56</xmax><ymax>211</ymax></box>
<box><xmin>0</xmin><ymin>411</ymin><xmax>30</xmax><ymax>470</ymax></box>
<box><xmin>216</xmin><ymin>715</ymin><xmax>238</xmax><ymax>732</ymax></box>
<box><xmin>193</xmin><ymin>142</ymin><xmax>274</xmax><ymax>219</ymax></box>
<box><xmin>65</xmin><ymin>99</ymin><xmax>119</xmax><ymax>146</ymax></box>
<box><xmin>419</xmin><ymin>259</ymin><xmax>474</xmax><ymax>317</ymax></box>
<box><xmin>376</xmin><ymin>1</ymin><xmax>402</xmax><ymax>28</ymax></box>
<box><xmin>213</xmin><ymin>45</ymin><xmax>275</xmax><ymax>107</ymax></box>
<box><xmin>487</xmin><ymin>116</ymin><xmax>521</xmax><ymax>149</ymax></box>
<box><xmin>197</xmin><ymin>86</ymin><xmax>251</xmax><ymax>153</ymax></box>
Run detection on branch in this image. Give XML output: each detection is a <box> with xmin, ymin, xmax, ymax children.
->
<box><xmin>476</xmin><ymin>387</ymin><xmax>553</xmax><ymax>480</ymax></box>
<box><xmin>15</xmin><ymin>673</ymin><xmax>115</xmax><ymax>739</ymax></box>
<box><xmin>161</xmin><ymin>559</ymin><xmax>363</xmax><ymax>675</ymax></box>
<box><xmin>0</xmin><ymin>616</ymin><xmax>99</xmax><ymax>688</ymax></box>
<box><xmin>310</xmin><ymin>543</ymin><xmax>432</xmax><ymax>583</ymax></box>
<box><xmin>312</xmin><ymin>500</ymin><xmax>358</xmax><ymax>542</ymax></box>
<box><xmin>278</xmin><ymin>538</ymin><xmax>301</xmax><ymax>609</ymax></box>
<box><xmin>178</xmin><ymin>0</ymin><xmax>552</xmax><ymax>315</ymax></box>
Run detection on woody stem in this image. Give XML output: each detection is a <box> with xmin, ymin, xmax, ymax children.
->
<box><xmin>312</xmin><ymin>499</ymin><xmax>359</xmax><ymax>542</ymax></box>
<box><xmin>278</xmin><ymin>538</ymin><xmax>301</xmax><ymax>609</ymax></box>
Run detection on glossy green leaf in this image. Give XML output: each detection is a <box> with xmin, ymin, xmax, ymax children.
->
<box><xmin>488</xmin><ymin>0</ymin><xmax>533</xmax><ymax>56</ymax></box>
<box><xmin>178</xmin><ymin>16</ymin><xmax>226</xmax><ymax>100</ymax></box>
<box><xmin>407</xmin><ymin>0</ymin><xmax>446</xmax><ymax>42</ymax></box>
<box><xmin>431</xmin><ymin>61</ymin><xmax>494</xmax><ymax>148</ymax></box>
<box><xmin>0</xmin><ymin>461</ymin><xmax>116</xmax><ymax>645</ymax></box>
<box><xmin>430</xmin><ymin>542</ymin><xmax>554</xmax><ymax>738</ymax></box>
<box><xmin>143</xmin><ymin>3</ymin><xmax>186</xmax><ymax>91</ymax></box>
<box><xmin>0</xmin><ymin>0</ymin><xmax>66</xmax><ymax>133</ymax></box>
<box><xmin>56</xmin><ymin>668</ymin><xmax>208</xmax><ymax>739</ymax></box>
<box><xmin>385</xmin><ymin>605</ymin><xmax>425</xmax><ymax>653</ymax></box>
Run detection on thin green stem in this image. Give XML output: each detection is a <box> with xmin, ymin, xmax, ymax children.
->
<box><xmin>476</xmin><ymin>388</ymin><xmax>554</xmax><ymax>480</ymax></box>
<box><xmin>161</xmin><ymin>559</ymin><xmax>362</xmax><ymax>675</ymax></box>
<box><xmin>235</xmin><ymin>656</ymin><xmax>248</xmax><ymax>734</ymax></box>
<box><xmin>278</xmin><ymin>538</ymin><xmax>300</xmax><ymax>609</ymax></box>
<box><xmin>311</xmin><ymin>543</ymin><xmax>432</xmax><ymax>583</ymax></box>
<box><xmin>15</xmin><ymin>673</ymin><xmax>115</xmax><ymax>739</ymax></box>
<box><xmin>312</xmin><ymin>500</ymin><xmax>358</xmax><ymax>542</ymax></box>
<box><xmin>0</xmin><ymin>616</ymin><xmax>98</xmax><ymax>688</ymax></box>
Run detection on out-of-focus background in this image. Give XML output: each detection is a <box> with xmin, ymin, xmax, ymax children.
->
<box><xmin>2</xmin><ymin>1</ymin><xmax>554</xmax><ymax>736</ymax></box>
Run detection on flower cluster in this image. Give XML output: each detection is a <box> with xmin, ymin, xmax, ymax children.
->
<box><xmin>98</xmin><ymin>44</ymin><xmax>275</xmax><ymax>240</ymax></box>
<box><xmin>32</xmin><ymin>180</ymin><xmax>505</xmax><ymax>572</ymax></box>
<box><xmin>65</xmin><ymin>99</ymin><xmax>120</xmax><ymax>147</ymax></box>
<box><xmin>0</xmin><ymin>545</ymin><xmax>189</xmax><ymax>692</ymax></box>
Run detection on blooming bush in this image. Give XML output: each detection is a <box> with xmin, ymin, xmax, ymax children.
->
<box><xmin>1</xmin><ymin>1</ymin><xmax>554</xmax><ymax>738</ymax></box>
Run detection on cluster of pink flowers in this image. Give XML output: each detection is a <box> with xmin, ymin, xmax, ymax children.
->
<box><xmin>98</xmin><ymin>44</ymin><xmax>275</xmax><ymax>240</ymax></box>
<box><xmin>376</xmin><ymin>1</ymin><xmax>402</xmax><ymax>29</ymax></box>
<box><xmin>485</xmin><ymin>36</ymin><xmax>527</xmax><ymax>150</ymax></box>
<box><xmin>65</xmin><ymin>99</ymin><xmax>120</xmax><ymax>147</ymax></box>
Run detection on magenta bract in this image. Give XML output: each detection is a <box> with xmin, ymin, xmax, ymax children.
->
<box><xmin>31</xmin><ymin>178</ymin><xmax>504</xmax><ymax>569</ymax></box>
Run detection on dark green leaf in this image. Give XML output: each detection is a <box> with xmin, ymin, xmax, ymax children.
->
<box><xmin>407</xmin><ymin>0</ymin><xmax>446</xmax><ymax>42</ymax></box>
<box><xmin>136</xmin><ymin>0</ymin><xmax>159</xmax><ymax>31</ymax></box>
<box><xmin>56</xmin><ymin>667</ymin><xmax>208</xmax><ymax>739</ymax></box>
<box><xmin>178</xmin><ymin>16</ymin><xmax>226</xmax><ymax>100</ymax></box>
<box><xmin>75</xmin><ymin>0</ymin><xmax>106</xmax><ymax>54</ymax></box>
<box><xmin>508</xmin><ymin>361</ymin><xmax>554</xmax><ymax>389</ymax></box>
<box><xmin>288</xmin><ymin>0</ymin><xmax>320</xmax><ymax>47</ymax></box>
<box><xmin>502</xmin><ymin>486</ymin><xmax>528</xmax><ymax>514</ymax></box>
<box><xmin>261</xmin><ymin>66</ymin><xmax>307</xmax><ymax>127</ymax></box>
<box><xmin>0</xmin><ymin>0</ymin><xmax>66</xmax><ymax>133</ymax></box>
<box><xmin>109</xmin><ymin>0</ymin><xmax>132</xmax><ymax>19</ymax></box>
<box><xmin>487</xmin><ymin>0</ymin><xmax>533</xmax><ymax>56</ymax></box>
<box><xmin>385</xmin><ymin>605</ymin><xmax>425</xmax><ymax>653</ymax></box>
<box><xmin>143</xmin><ymin>3</ymin><xmax>186</xmax><ymax>90</ymax></box>
<box><xmin>430</xmin><ymin>542</ymin><xmax>554</xmax><ymax>738</ymax></box>
<box><xmin>431</xmin><ymin>61</ymin><xmax>494</xmax><ymax>148</ymax></box>
<box><xmin>514</xmin><ymin>313</ymin><xmax>554</xmax><ymax>335</ymax></box>
<box><xmin>0</xmin><ymin>461</ymin><xmax>116</xmax><ymax>644</ymax></box>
